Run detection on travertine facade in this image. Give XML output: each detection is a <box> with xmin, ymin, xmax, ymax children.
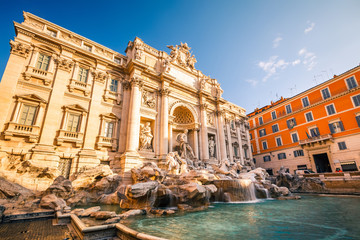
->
<box><xmin>0</xmin><ymin>12</ymin><xmax>251</xmax><ymax>180</ymax></box>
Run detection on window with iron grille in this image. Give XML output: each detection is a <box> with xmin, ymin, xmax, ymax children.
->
<box><xmin>294</xmin><ymin>150</ymin><xmax>304</xmax><ymax>157</ymax></box>
<box><xmin>338</xmin><ymin>142</ymin><xmax>347</xmax><ymax>150</ymax></box>
<box><xmin>263</xmin><ymin>155</ymin><xmax>271</xmax><ymax>162</ymax></box>
<box><xmin>278</xmin><ymin>153</ymin><xmax>286</xmax><ymax>160</ymax></box>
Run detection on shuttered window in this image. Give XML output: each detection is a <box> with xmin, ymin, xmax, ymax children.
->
<box><xmin>356</xmin><ymin>115</ymin><xmax>360</xmax><ymax>127</ymax></box>
<box><xmin>287</xmin><ymin>118</ymin><xmax>297</xmax><ymax>129</ymax></box>
<box><xmin>329</xmin><ymin>121</ymin><xmax>344</xmax><ymax>134</ymax></box>
<box><xmin>67</xmin><ymin>114</ymin><xmax>80</xmax><ymax>132</ymax></box>
<box><xmin>19</xmin><ymin>105</ymin><xmax>37</xmax><ymax>125</ymax></box>
<box><xmin>36</xmin><ymin>53</ymin><xmax>50</xmax><ymax>71</ymax></box>
<box><xmin>291</xmin><ymin>133</ymin><xmax>298</xmax><ymax>143</ymax></box>
<box><xmin>346</xmin><ymin>76</ymin><xmax>357</xmax><ymax>90</ymax></box>
<box><xmin>310</xmin><ymin>127</ymin><xmax>320</xmax><ymax>137</ymax></box>
<box><xmin>352</xmin><ymin>94</ymin><xmax>360</xmax><ymax>107</ymax></box>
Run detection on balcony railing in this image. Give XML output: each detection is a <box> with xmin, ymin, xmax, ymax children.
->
<box><xmin>56</xmin><ymin>130</ymin><xmax>84</xmax><ymax>147</ymax></box>
<box><xmin>299</xmin><ymin>134</ymin><xmax>333</xmax><ymax>146</ymax></box>
<box><xmin>96</xmin><ymin>136</ymin><xmax>118</xmax><ymax>151</ymax></box>
<box><xmin>24</xmin><ymin>66</ymin><xmax>54</xmax><ymax>85</ymax></box>
<box><xmin>3</xmin><ymin>122</ymin><xmax>40</xmax><ymax>142</ymax></box>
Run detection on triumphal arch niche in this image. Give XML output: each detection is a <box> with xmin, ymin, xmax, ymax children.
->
<box><xmin>0</xmin><ymin>12</ymin><xmax>252</xmax><ymax>184</ymax></box>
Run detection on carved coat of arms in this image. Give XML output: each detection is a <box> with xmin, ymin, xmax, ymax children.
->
<box><xmin>167</xmin><ymin>42</ymin><xmax>197</xmax><ymax>70</ymax></box>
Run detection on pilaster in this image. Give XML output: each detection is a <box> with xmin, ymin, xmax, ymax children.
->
<box><xmin>216</xmin><ymin>109</ymin><xmax>227</xmax><ymax>161</ymax></box>
<box><xmin>159</xmin><ymin>87</ymin><xmax>171</xmax><ymax>158</ymax></box>
<box><xmin>199</xmin><ymin>103</ymin><xmax>209</xmax><ymax>162</ymax></box>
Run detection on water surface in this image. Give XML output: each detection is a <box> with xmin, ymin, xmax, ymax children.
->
<box><xmin>125</xmin><ymin>195</ymin><xmax>360</xmax><ymax>240</ymax></box>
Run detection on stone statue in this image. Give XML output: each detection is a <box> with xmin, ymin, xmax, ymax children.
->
<box><xmin>174</xmin><ymin>152</ymin><xmax>188</xmax><ymax>175</ymax></box>
<box><xmin>208</xmin><ymin>136</ymin><xmax>215</xmax><ymax>157</ymax></box>
<box><xmin>166</xmin><ymin>152</ymin><xmax>180</xmax><ymax>175</ymax></box>
<box><xmin>177</xmin><ymin>129</ymin><xmax>195</xmax><ymax>160</ymax></box>
<box><xmin>142</xmin><ymin>91</ymin><xmax>156</xmax><ymax>109</ymax></box>
<box><xmin>139</xmin><ymin>122</ymin><xmax>153</xmax><ymax>150</ymax></box>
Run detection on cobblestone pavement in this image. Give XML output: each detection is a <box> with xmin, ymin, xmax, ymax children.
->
<box><xmin>0</xmin><ymin>218</ymin><xmax>69</xmax><ymax>240</ymax></box>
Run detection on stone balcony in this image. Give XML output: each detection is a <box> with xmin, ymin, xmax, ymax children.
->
<box><xmin>3</xmin><ymin>122</ymin><xmax>40</xmax><ymax>142</ymax></box>
<box><xmin>103</xmin><ymin>90</ymin><xmax>121</xmax><ymax>105</ymax></box>
<box><xmin>299</xmin><ymin>134</ymin><xmax>333</xmax><ymax>147</ymax></box>
<box><xmin>56</xmin><ymin>130</ymin><xmax>83</xmax><ymax>147</ymax></box>
<box><xmin>96</xmin><ymin>136</ymin><xmax>118</xmax><ymax>151</ymax></box>
<box><xmin>68</xmin><ymin>79</ymin><xmax>91</xmax><ymax>96</ymax></box>
<box><xmin>23</xmin><ymin>66</ymin><xmax>54</xmax><ymax>86</ymax></box>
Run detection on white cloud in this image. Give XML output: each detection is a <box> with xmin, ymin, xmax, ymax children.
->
<box><xmin>258</xmin><ymin>56</ymin><xmax>290</xmax><ymax>82</ymax></box>
<box><xmin>304</xmin><ymin>21</ymin><xmax>315</xmax><ymax>34</ymax></box>
<box><xmin>246</xmin><ymin>79</ymin><xmax>259</xmax><ymax>87</ymax></box>
<box><xmin>298</xmin><ymin>48</ymin><xmax>317</xmax><ymax>70</ymax></box>
<box><xmin>273</xmin><ymin>37</ymin><xmax>282</xmax><ymax>48</ymax></box>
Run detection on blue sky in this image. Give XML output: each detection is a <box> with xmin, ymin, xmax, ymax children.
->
<box><xmin>0</xmin><ymin>0</ymin><xmax>360</xmax><ymax>113</ymax></box>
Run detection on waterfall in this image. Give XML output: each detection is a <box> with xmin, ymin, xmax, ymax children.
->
<box><xmin>213</xmin><ymin>179</ymin><xmax>257</xmax><ymax>202</ymax></box>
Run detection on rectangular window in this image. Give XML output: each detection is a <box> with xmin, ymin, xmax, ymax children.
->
<box><xmin>294</xmin><ymin>150</ymin><xmax>304</xmax><ymax>157</ymax></box>
<box><xmin>262</xmin><ymin>141</ymin><xmax>268</xmax><ymax>150</ymax></box>
<box><xmin>259</xmin><ymin>129</ymin><xmax>266</xmax><ymax>137</ymax></box>
<box><xmin>250</xmin><ymin>133</ymin><xmax>253</xmax><ymax>140</ymax></box>
<box><xmin>291</xmin><ymin>132</ymin><xmax>298</xmax><ymax>143</ymax></box>
<box><xmin>259</xmin><ymin>117</ymin><xmax>263</xmax><ymax>125</ymax></box>
<box><xmin>276</xmin><ymin>137</ymin><xmax>282</xmax><ymax>146</ymax></box>
<box><xmin>286</xmin><ymin>104</ymin><xmax>292</xmax><ymax>114</ymax></box>
<box><xmin>352</xmin><ymin>94</ymin><xmax>360</xmax><ymax>107</ymax></box>
<box><xmin>78</xmin><ymin>67</ymin><xmax>89</xmax><ymax>83</ymax></box>
<box><xmin>109</xmin><ymin>79</ymin><xmax>119</xmax><ymax>92</ymax></box>
<box><xmin>356</xmin><ymin>115</ymin><xmax>360</xmax><ymax>127</ymax></box>
<box><xmin>286</xmin><ymin>118</ymin><xmax>297</xmax><ymax>129</ymax></box>
<box><xmin>329</xmin><ymin>121</ymin><xmax>344</xmax><ymax>134</ymax></box>
<box><xmin>19</xmin><ymin>104</ymin><xmax>37</xmax><ymax>125</ymax></box>
<box><xmin>114</xmin><ymin>57</ymin><xmax>121</xmax><ymax>64</ymax></box>
<box><xmin>302</xmin><ymin>97</ymin><xmax>310</xmax><ymax>107</ymax></box>
<box><xmin>234</xmin><ymin>146</ymin><xmax>238</xmax><ymax>157</ymax></box>
<box><xmin>338</xmin><ymin>141</ymin><xmax>347</xmax><ymax>150</ymax></box>
<box><xmin>346</xmin><ymin>76</ymin><xmax>357</xmax><ymax>90</ymax></box>
<box><xmin>83</xmin><ymin>44</ymin><xmax>92</xmax><ymax>52</ymax></box>
<box><xmin>36</xmin><ymin>53</ymin><xmax>50</xmax><ymax>71</ymax></box>
<box><xmin>263</xmin><ymin>155</ymin><xmax>271</xmax><ymax>162</ymax></box>
<box><xmin>67</xmin><ymin>114</ymin><xmax>80</xmax><ymax>132</ymax></box>
<box><xmin>272</xmin><ymin>124</ymin><xmax>279</xmax><ymax>133</ymax></box>
<box><xmin>326</xmin><ymin>104</ymin><xmax>336</xmax><ymax>115</ymax></box>
<box><xmin>321</xmin><ymin>88</ymin><xmax>331</xmax><ymax>100</ymax></box>
<box><xmin>104</xmin><ymin>121</ymin><xmax>114</xmax><ymax>138</ymax></box>
<box><xmin>46</xmin><ymin>29</ymin><xmax>57</xmax><ymax>37</ymax></box>
<box><xmin>251</xmin><ymin>144</ymin><xmax>254</xmax><ymax>153</ymax></box>
<box><xmin>271</xmin><ymin>111</ymin><xmax>277</xmax><ymax>120</ymax></box>
<box><xmin>278</xmin><ymin>153</ymin><xmax>286</xmax><ymax>160</ymax></box>
<box><xmin>309</xmin><ymin>127</ymin><xmax>320</xmax><ymax>137</ymax></box>
<box><xmin>305</xmin><ymin>112</ymin><xmax>313</xmax><ymax>122</ymax></box>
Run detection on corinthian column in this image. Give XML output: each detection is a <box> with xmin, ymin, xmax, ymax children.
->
<box><xmin>159</xmin><ymin>88</ymin><xmax>170</xmax><ymax>158</ymax></box>
<box><xmin>236</xmin><ymin>121</ymin><xmax>245</xmax><ymax>165</ymax></box>
<box><xmin>216</xmin><ymin>109</ymin><xmax>227</xmax><ymax>161</ymax></box>
<box><xmin>125</xmin><ymin>77</ymin><xmax>143</xmax><ymax>152</ymax></box>
<box><xmin>225</xmin><ymin>120</ymin><xmax>234</xmax><ymax>162</ymax></box>
<box><xmin>200</xmin><ymin>104</ymin><xmax>209</xmax><ymax>162</ymax></box>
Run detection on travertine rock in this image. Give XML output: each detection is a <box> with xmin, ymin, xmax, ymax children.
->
<box><xmin>40</xmin><ymin>194</ymin><xmax>67</xmax><ymax>210</ymax></box>
<box><xmin>43</xmin><ymin>176</ymin><xmax>72</xmax><ymax>199</ymax></box>
<box><xmin>90</xmin><ymin>211</ymin><xmax>117</xmax><ymax>220</ymax></box>
<box><xmin>78</xmin><ymin>206</ymin><xmax>101</xmax><ymax>217</ymax></box>
<box><xmin>0</xmin><ymin>177</ymin><xmax>34</xmax><ymax>200</ymax></box>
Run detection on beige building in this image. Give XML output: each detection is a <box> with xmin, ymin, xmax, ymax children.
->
<box><xmin>0</xmin><ymin>12</ymin><xmax>251</xmax><ymax>181</ymax></box>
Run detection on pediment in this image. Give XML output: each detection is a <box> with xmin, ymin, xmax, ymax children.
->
<box><xmin>64</xmin><ymin>104</ymin><xmax>88</xmax><ymax>113</ymax></box>
<box><xmin>16</xmin><ymin>94</ymin><xmax>47</xmax><ymax>103</ymax></box>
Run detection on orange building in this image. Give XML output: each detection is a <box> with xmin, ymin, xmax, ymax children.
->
<box><xmin>247</xmin><ymin>65</ymin><xmax>360</xmax><ymax>175</ymax></box>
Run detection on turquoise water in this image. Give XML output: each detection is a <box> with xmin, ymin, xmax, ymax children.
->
<box><xmin>125</xmin><ymin>195</ymin><xmax>360</xmax><ymax>240</ymax></box>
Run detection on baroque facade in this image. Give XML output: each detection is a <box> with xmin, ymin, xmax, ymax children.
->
<box><xmin>0</xmin><ymin>12</ymin><xmax>251</xmax><ymax>181</ymax></box>
<box><xmin>248</xmin><ymin>66</ymin><xmax>360</xmax><ymax>175</ymax></box>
